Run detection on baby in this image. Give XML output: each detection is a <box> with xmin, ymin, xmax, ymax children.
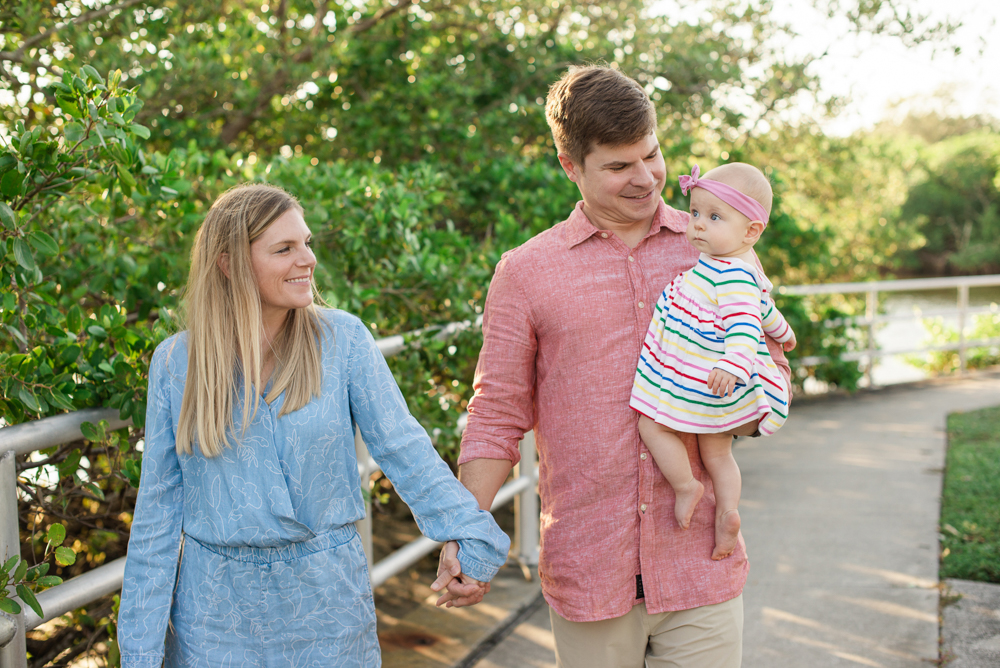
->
<box><xmin>629</xmin><ymin>163</ymin><xmax>796</xmax><ymax>560</ymax></box>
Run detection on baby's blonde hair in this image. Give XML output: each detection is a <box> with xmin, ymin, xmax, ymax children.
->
<box><xmin>702</xmin><ymin>163</ymin><xmax>773</xmax><ymax>220</ymax></box>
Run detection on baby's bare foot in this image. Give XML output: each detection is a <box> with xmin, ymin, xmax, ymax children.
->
<box><xmin>712</xmin><ymin>509</ymin><xmax>741</xmax><ymax>560</ymax></box>
<box><xmin>673</xmin><ymin>478</ymin><xmax>704</xmax><ymax>529</ymax></box>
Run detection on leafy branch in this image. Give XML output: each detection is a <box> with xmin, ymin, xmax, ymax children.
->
<box><xmin>0</xmin><ymin>524</ymin><xmax>74</xmax><ymax>619</ymax></box>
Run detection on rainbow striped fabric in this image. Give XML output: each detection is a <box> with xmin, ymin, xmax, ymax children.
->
<box><xmin>629</xmin><ymin>254</ymin><xmax>793</xmax><ymax>436</ymax></box>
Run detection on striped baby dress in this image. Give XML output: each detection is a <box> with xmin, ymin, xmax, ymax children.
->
<box><xmin>630</xmin><ymin>254</ymin><xmax>792</xmax><ymax>435</ymax></box>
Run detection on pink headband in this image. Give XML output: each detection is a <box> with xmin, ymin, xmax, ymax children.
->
<box><xmin>678</xmin><ymin>165</ymin><xmax>768</xmax><ymax>227</ymax></box>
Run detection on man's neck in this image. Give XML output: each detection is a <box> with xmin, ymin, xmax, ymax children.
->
<box><xmin>582</xmin><ymin>205</ymin><xmax>655</xmax><ymax>250</ymax></box>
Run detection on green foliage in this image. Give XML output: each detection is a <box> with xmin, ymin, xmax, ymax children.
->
<box><xmin>755</xmin><ymin>173</ymin><xmax>837</xmax><ymax>281</ymax></box>
<box><xmin>0</xmin><ymin>0</ymin><xmax>829</xmax><ymax>173</ymax></box>
<box><xmin>775</xmin><ymin>294</ymin><xmax>866</xmax><ymax>393</ymax></box>
<box><xmin>0</xmin><ymin>65</ymin><xmax>169</xmax><ymax>428</ymax></box>
<box><xmin>906</xmin><ymin>312</ymin><xmax>1000</xmax><ymax>375</ymax></box>
<box><xmin>745</xmin><ymin>122</ymin><xmax>919</xmax><ymax>282</ymax></box>
<box><xmin>0</xmin><ymin>523</ymin><xmax>69</xmax><ymax>617</ymax></box>
<box><xmin>941</xmin><ymin>405</ymin><xmax>1000</xmax><ymax>583</ymax></box>
<box><xmin>900</xmin><ymin>132</ymin><xmax>1000</xmax><ymax>274</ymax></box>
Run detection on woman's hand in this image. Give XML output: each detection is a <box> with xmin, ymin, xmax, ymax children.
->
<box><xmin>431</xmin><ymin>540</ymin><xmax>491</xmax><ymax>608</ymax></box>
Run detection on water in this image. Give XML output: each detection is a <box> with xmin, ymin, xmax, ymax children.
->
<box><xmin>871</xmin><ymin>286</ymin><xmax>1000</xmax><ymax>386</ymax></box>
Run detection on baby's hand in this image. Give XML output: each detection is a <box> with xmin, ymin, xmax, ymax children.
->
<box><xmin>782</xmin><ymin>330</ymin><xmax>797</xmax><ymax>352</ymax></box>
<box><xmin>707</xmin><ymin>369</ymin><xmax>739</xmax><ymax>397</ymax></box>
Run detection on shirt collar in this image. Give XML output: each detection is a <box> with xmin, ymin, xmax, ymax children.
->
<box><xmin>566</xmin><ymin>199</ymin><xmax>689</xmax><ymax>249</ymax></box>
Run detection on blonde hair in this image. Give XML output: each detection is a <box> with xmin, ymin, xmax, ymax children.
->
<box><xmin>176</xmin><ymin>183</ymin><xmax>325</xmax><ymax>457</ymax></box>
<box><xmin>702</xmin><ymin>163</ymin><xmax>774</xmax><ymax>219</ymax></box>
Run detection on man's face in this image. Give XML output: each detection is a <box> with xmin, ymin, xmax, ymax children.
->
<box><xmin>560</xmin><ymin>133</ymin><xmax>666</xmax><ymax>229</ymax></box>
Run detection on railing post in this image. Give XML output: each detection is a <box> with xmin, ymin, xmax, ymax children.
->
<box><xmin>354</xmin><ymin>427</ymin><xmax>374</xmax><ymax>573</ymax></box>
<box><xmin>515</xmin><ymin>431</ymin><xmax>539</xmax><ymax>567</ymax></box>
<box><xmin>866</xmin><ymin>289</ymin><xmax>878</xmax><ymax>387</ymax></box>
<box><xmin>958</xmin><ymin>284</ymin><xmax>969</xmax><ymax>374</ymax></box>
<box><xmin>0</xmin><ymin>451</ymin><xmax>26</xmax><ymax>668</ymax></box>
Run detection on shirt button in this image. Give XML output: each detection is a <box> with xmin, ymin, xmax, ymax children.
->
<box><xmin>640</xmin><ymin>453</ymin><xmax>647</xmax><ymax>460</ymax></box>
<box><xmin>640</xmin><ymin>504</ymin><xmax>647</xmax><ymax>512</ymax></box>
<box><xmin>638</xmin><ymin>301</ymin><xmax>645</xmax><ymax>309</ymax></box>
<box><xmin>628</xmin><ymin>256</ymin><xmax>635</xmax><ymax>262</ymax></box>
<box><xmin>601</xmin><ymin>232</ymin><xmax>608</xmax><ymax>238</ymax></box>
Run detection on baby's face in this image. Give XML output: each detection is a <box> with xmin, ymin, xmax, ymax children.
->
<box><xmin>686</xmin><ymin>188</ymin><xmax>754</xmax><ymax>257</ymax></box>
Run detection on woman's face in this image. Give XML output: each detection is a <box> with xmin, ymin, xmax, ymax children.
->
<box><xmin>249</xmin><ymin>208</ymin><xmax>316</xmax><ymax>322</ymax></box>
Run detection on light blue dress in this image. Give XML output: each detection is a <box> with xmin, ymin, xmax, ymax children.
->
<box><xmin>118</xmin><ymin>309</ymin><xmax>510</xmax><ymax>668</ymax></box>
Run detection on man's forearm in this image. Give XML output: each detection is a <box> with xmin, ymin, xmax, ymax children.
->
<box><xmin>458</xmin><ymin>458</ymin><xmax>514</xmax><ymax>511</ymax></box>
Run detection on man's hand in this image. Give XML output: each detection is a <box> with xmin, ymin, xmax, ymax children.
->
<box><xmin>707</xmin><ymin>368</ymin><xmax>739</xmax><ymax>397</ymax></box>
<box><xmin>431</xmin><ymin>540</ymin><xmax>491</xmax><ymax>608</ymax></box>
<box><xmin>782</xmin><ymin>330</ymin><xmax>797</xmax><ymax>352</ymax></box>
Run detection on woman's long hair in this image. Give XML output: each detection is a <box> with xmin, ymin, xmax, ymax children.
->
<box><xmin>175</xmin><ymin>183</ymin><xmax>325</xmax><ymax>457</ymax></box>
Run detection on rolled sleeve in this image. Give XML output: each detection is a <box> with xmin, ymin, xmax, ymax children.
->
<box><xmin>460</xmin><ymin>253</ymin><xmax>538</xmax><ymax>466</ymax></box>
<box><xmin>120</xmin><ymin>654</ymin><xmax>165</xmax><ymax>668</ymax></box>
<box><xmin>753</xmin><ymin>249</ymin><xmax>792</xmax><ymax>397</ymax></box>
<box><xmin>761</xmin><ymin>296</ymin><xmax>794</xmax><ymax>344</ymax></box>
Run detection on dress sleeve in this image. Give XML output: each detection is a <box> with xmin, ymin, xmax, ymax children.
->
<box><xmin>458</xmin><ymin>253</ymin><xmax>537</xmax><ymax>466</ymax></box>
<box><xmin>750</xmin><ymin>249</ymin><xmax>792</xmax><ymax>391</ymax></box>
<box><xmin>760</xmin><ymin>294</ymin><xmax>794</xmax><ymax>344</ymax></box>
<box><xmin>346</xmin><ymin>319</ymin><xmax>511</xmax><ymax>583</ymax></box>
<box><xmin>117</xmin><ymin>344</ymin><xmax>184</xmax><ymax>668</ymax></box>
<box><xmin>712</xmin><ymin>263</ymin><xmax>764</xmax><ymax>386</ymax></box>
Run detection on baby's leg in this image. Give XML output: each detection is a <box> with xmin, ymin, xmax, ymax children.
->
<box><xmin>699</xmin><ymin>432</ymin><xmax>742</xmax><ymax>560</ymax></box>
<box><xmin>638</xmin><ymin>416</ymin><xmax>704</xmax><ymax>529</ymax></box>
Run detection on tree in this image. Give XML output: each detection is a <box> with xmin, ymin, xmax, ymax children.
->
<box><xmin>1</xmin><ymin>1</ymin><xmax>822</xmax><ymax>162</ymax></box>
<box><xmin>901</xmin><ymin>131</ymin><xmax>1000</xmax><ymax>274</ymax></box>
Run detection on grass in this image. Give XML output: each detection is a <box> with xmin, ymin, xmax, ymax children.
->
<box><xmin>940</xmin><ymin>405</ymin><xmax>1000</xmax><ymax>583</ymax></box>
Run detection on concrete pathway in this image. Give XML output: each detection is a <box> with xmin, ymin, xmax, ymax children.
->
<box><xmin>472</xmin><ymin>371</ymin><xmax>1000</xmax><ymax>667</ymax></box>
<box><xmin>941</xmin><ymin>578</ymin><xmax>1000</xmax><ymax>667</ymax></box>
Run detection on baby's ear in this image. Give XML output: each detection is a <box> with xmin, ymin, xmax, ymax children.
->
<box><xmin>745</xmin><ymin>220</ymin><xmax>765</xmax><ymax>244</ymax></box>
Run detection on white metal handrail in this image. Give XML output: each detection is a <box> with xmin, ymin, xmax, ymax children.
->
<box><xmin>777</xmin><ymin>273</ymin><xmax>1000</xmax><ymax>380</ymax></box>
<box><xmin>0</xmin><ymin>321</ymin><xmax>537</xmax><ymax>667</ymax></box>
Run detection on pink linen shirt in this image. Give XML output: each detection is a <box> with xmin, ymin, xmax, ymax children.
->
<box><xmin>460</xmin><ymin>199</ymin><xmax>791</xmax><ymax>623</ymax></box>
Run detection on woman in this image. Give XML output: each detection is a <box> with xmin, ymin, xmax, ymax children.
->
<box><xmin>118</xmin><ymin>183</ymin><xmax>510</xmax><ymax>667</ymax></box>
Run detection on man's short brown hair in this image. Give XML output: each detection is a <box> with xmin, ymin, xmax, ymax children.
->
<box><xmin>545</xmin><ymin>65</ymin><xmax>657</xmax><ymax>169</ymax></box>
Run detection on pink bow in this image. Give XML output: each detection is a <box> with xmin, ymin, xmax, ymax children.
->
<box><xmin>678</xmin><ymin>165</ymin><xmax>701</xmax><ymax>196</ymax></box>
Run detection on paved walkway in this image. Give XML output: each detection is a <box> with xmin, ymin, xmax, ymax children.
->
<box><xmin>472</xmin><ymin>371</ymin><xmax>1000</xmax><ymax>667</ymax></box>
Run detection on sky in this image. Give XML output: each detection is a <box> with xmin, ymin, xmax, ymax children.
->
<box><xmin>768</xmin><ymin>0</ymin><xmax>1000</xmax><ymax>135</ymax></box>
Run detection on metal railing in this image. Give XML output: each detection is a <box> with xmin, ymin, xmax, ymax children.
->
<box><xmin>0</xmin><ymin>330</ymin><xmax>538</xmax><ymax>667</ymax></box>
<box><xmin>777</xmin><ymin>274</ymin><xmax>1000</xmax><ymax>385</ymax></box>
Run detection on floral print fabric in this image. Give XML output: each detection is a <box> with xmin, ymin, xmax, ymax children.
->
<box><xmin>118</xmin><ymin>309</ymin><xmax>510</xmax><ymax>667</ymax></box>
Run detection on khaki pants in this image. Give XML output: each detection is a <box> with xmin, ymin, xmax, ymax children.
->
<box><xmin>549</xmin><ymin>596</ymin><xmax>743</xmax><ymax>668</ymax></box>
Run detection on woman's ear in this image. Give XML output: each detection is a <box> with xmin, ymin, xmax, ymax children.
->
<box><xmin>745</xmin><ymin>220</ymin><xmax>765</xmax><ymax>245</ymax></box>
<box><xmin>217</xmin><ymin>253</ymin><xmax>231</xmax><ymax>279</ymax></box>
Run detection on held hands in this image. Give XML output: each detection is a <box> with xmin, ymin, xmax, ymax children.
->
<box><xmin>430</xmin><ymin>540</ymin><xmax>491</xmax><ymax>608</ymax></box>
<box><xmin>706</xmin><ymin>368</ymin><xmax>739</xmax><ymax>397</ymax></box>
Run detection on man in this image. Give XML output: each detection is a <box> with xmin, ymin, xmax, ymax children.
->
<box><xmin>434</xmin><ymin>65</ymin><xmax>791</xmax><ymax>666</ymax></box>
